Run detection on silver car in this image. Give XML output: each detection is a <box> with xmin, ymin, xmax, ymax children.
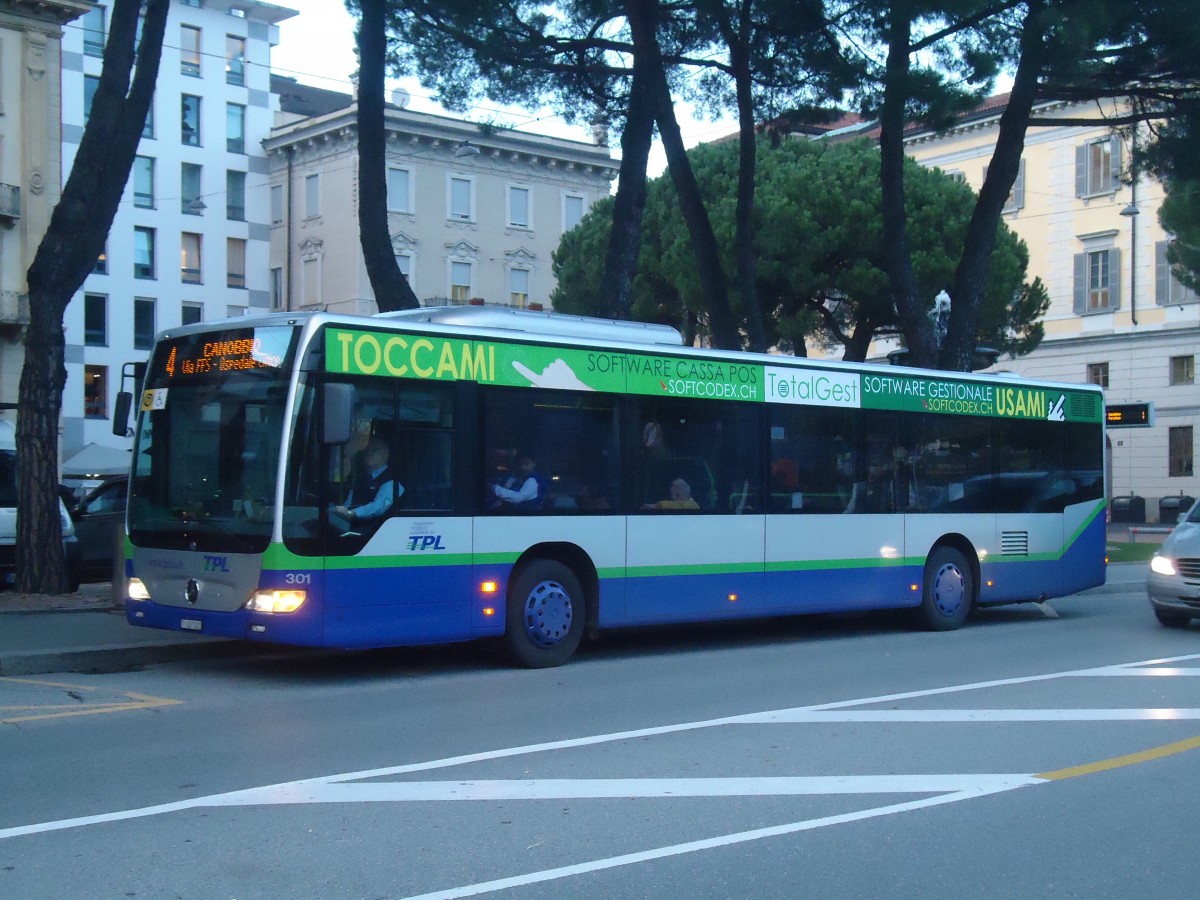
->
<box><xmin>1148</xmin><ymin>500</ymin><xmax>1200</xmax><ymax>627</ymax></box>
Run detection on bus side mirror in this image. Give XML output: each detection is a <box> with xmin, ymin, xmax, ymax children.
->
<box><xmin>112</xmin><ymin>392</ymin><xmax>133</xmax><ymax>437</ymax></box>
<box><xmin>322</xmin><ymin>383</ymin><xmax>353</xmax><ymax>445</ymax></box>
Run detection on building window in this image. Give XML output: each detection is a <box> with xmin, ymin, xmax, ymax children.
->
<box><xmin>305</xmin><ymin>174</ymin><xmax>320</xmax><ymax>218</ymax></box>
<box><xmin>225</xmin><ymin>35</ymin><xmax>246</xmax><ymax>86</ymax></box>
<box><xmin>302</xmin><ymin>257</ymin><xmax>320</xmax><ymax>305</ymax></box>
<box><xmin>84</xmin><ymin>366</ymin><xmax>107</xmax><ymax>419</ymax></box>
<box><xmin>82</xmin><ymin>6</ymin><xmax>106</xmax><ymax>57</ymax></box>
<box><xmin>1156</xmin><ymin>240</ymin><xmax>1200</xmax><ymax>306</ymax></box>
<box><xmin>226</xmin><ymin>170</ymin><xmax>246</xmax><ymax>221</ymax></box>
<box><xmin>270</xmin><ymin>185</ymin><xmax>283</xmax><ymax>226</ymax></box>
<box><xmin>1075</xmin><ymin>136</ymin><xmax>1122</xmax><ymax>198</ymax></box>
<box><xmin>181</xmin><ymin>303</ymin><xmax>203</xmax><ymax>325</ymax></box>
<box><xmin>1073</xmin><ymin>248</ymin><xmax>1121</xmax><ymax>314</ymax></box>
<box><xmin>563</xmin><ymin>193</ymin><xmax>585</xmax><ymax>232</ymax></box>
<box><xmin>226</xmin><ymin>103</ymin><xmax>246</xmax><ymax>154</ymax></box>
<box><xmin>387</xmin><ymin>167</ymin><xmax>410</xmax><ymax>213</ymax></box>
<box><xmin>134</xmin><ymin>298</ymin><xmax>156</xmax><ymax>350</ymax></box>
<box><xmin>93</xmin><ymin>245</ymin><xmax>108</xmax><ymax>275</ymax></box>
<box><xmin>1170</xmin><ymin>356</ymin><xmax>1195</xmax><ymax>386</ymax></box>
<box><xmin>1086</xmin><ymin>362</ymin><xmax>1109</xmax><ymax>388</ymax></box>
<box><xmin>448</xmin><ymin>176</ymin><xmax>472</xmax><ymax>220</ymax></box>
<box><xmin>270</xmin><ymin>267</ymin><xmax>283</xmax><ymax>308</ymax></box>
<box><xmin>84</xmin><ymin>294</ymin><xmax>107</xmax><ymax>347</ymax></box>
<box><xmin>133</xmin><ymin>227</ymin><xmax>156</xmax><ymax>279</ymax></box>
<box><xmin>507</xmin><ymin>185</ymin><xmax>530</xmax><ymax>228</ymax></box>
<box><xmin>450</xmin><ymin>261</ymin><xmax>472</xmax><ymax>301</ymax></box>
<box><xmin>181</xmin><ymin>94</ymin><xmax>202</xmax><ymax>146</ymax></box>
<box><xmin>986</xmin><ymin>158</ymin><xmax>1026</xmax><ymax>214</ymax></box>
<box><xmin>508</xmin><ymin>268</ymin><xmax>530</xmax><ymax>308</ymax></box>
<box><xmin>133</xmin><ymin>156</ymin><xmax>154</xmax><ymax>208</ymax></box>
<box><xmin>84</xmin><ymin>75</ymin><xmax>100</xmax><ymax>122</ymax></box>
<box><xmin>1170</xmin><ymin>426</ymin><xmax>1194</xmax><ymax>477</ymax></box>
<box><xmin>227</xmin><ymin>238</ymin><xmax>246</xmax><ymax>288</ymax></box>
<box><xmin>180</xmin><ymin>25</ymin><xmax>202</xmax><ymax>76</ymax></box>
<box><xmin>181</xmin><ymin>232</ymin><xmax>202</xmax><ymax>284</ymax></box>
<box><xmin>395</xmin><ymin>254</ymin><xmax>411</xmax><ymax>279</ymax></box>
<box><xmin>181</xmin><ymin>162</ymin><xmax>203</xmax><ymax>214</ymax></box>
<box><xmin>143</xmin><ymin>103</ymin><xmax>154</xmax><ymax>140</ymax></box>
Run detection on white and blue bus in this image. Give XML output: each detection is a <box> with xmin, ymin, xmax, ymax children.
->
<box><xmin>122</xmin><ymin>306</ymin><xmax>1106</xmax><ymax>666</ymax></box>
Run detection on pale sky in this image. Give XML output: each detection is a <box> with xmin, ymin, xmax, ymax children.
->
<box><xmin>268</xmin><ymin>0</ymin><xmax>737</xmax><ymax>175</ymax></box>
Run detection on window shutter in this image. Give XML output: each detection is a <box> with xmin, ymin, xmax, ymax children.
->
<box><xmin>1109</xmin><ymin>137</ymin><xmax>1123</xmax><ymax>192</ymax></box>
<box><xmin>1156</xmin><ymin>241</ymin><xmax>1170</xmax><ymax>305</ymax></box>
<box><xmin>1075</xmin><ymin>145</ymin><xmax>1087</xmax><ymax>197</ymax></box>
<box><xmin>1012</xmin><ymin>159</ymin><xmax>1025</xmax><ymax>210</ymax></box>
<box><xmin>1073</xmin><ymin>253</ymin><xmax>1087</xmax><ymax>313</ymax></box>
<box><xmin>1108</xmin><ymin>247</ymin><xmax>1122</xmax><ymax>310</ymax></box>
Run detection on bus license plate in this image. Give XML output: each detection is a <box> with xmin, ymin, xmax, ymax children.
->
<box><xmin>180</xmin><ymin>618</ymin><xmax>203</xmax><ymax>631</ymax></box>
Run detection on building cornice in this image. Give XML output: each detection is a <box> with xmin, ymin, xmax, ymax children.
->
<box><xmin>265</xmin><ymin>103</ymin><xmax>617</xmax><ymax>179</ymax></box>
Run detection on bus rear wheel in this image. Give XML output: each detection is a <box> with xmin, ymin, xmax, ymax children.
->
<box><xmin>505</xmin><ymin>560</ymin><xmax>585</xmax><ymax>668</ymax></box>
<box><xmin>918</xmin><ymin>546</ymin><xmax>973</xmax><ymax>631</ymax></box>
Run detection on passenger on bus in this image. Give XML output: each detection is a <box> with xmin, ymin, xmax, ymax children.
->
<box><xmin>491</xmin><ymin>452</ymin><xmax>548</xmax><ymax>511</ymax></box>
<box><xmin>650</xmin><ymin>478</ymin><xmax>700</xmax><ymax>510</ymax></box>
<box><xmin>333</xmin><ymin>437</ymin><xmax>402</xmax><ymax>526</ymax></box>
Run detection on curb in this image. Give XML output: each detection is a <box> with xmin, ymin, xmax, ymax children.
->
<box><xmin>0</xmin><ymin>639</ymin><xmax>275</xmax><ymax>677</ymax></box>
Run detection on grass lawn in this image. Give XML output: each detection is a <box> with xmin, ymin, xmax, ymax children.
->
<box><xmin>1106</xmin><ymin>542</ymin><xmax>1161</xmax><ymax>564</ymax></box>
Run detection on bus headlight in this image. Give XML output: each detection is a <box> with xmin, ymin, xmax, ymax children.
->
<box><xmin>246</xmin><ymin>590</ymin><xmax>306</xmax><ymax>614</ymax></box>
<box><xmin>1150</xmin><ymin>555</ymin><xmax>1177</xmax><ymax>577</ymax></box>
<box><xmin>127</xmin><ymin>577</ymin><xmax>151</xmax><ymax>601</ymax></box>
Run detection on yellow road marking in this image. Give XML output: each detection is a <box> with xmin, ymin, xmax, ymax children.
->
<box><xmin>1037</xmin><ymin>734</ymin><xmax>1200</xmax><ymax>781</ymax></box>
<box><xmin>0</xmin><ymin>676</ymin><xmax>181</xmax><ymax>724</ymax></box>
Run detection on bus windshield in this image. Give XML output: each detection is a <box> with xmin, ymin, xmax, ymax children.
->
<box><xmin>128</xmin><ymin>324</ymin><xmax>297</xmax><ymax>554</ymax></box>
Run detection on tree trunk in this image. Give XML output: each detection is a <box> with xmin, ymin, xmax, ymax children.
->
<box><xmin>729</xmin><ymin>8</ymin><xmax>766</xmax><ymax>352</ymax></box>
<box><xmin>16</xmin><ymin>0</ymin><xmax>169</xmax><ymax>594</ymax></box>
<box><xmin>878</xmin><ymin>6</ymin><xmax>937</xmax><ymax>368</ymax></box>
<box><xmin>940</xmin><ymin>1</ymin><xmax>1048</xmax><ymax>371</ymax></box>
<box><xmin>357</xmin><ymin>0</ymin><xmax>420</xmax><ymax>312</ymax></box>
<box><xmin>597</xmin><ymin>66</ymin><xmax>655</xmax><ymax>320</ymax></box>
<box><xmin>627</xmin><ymin>0</ymin><xmax>740</xmax><ymax>350</ymax></box>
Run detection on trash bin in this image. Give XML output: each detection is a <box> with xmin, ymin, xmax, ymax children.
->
<box><xmin>1159</xmin><ymin>495</ymin><xmax>1195</xmax><ymax>525</ymax></box>
<box><xmin>1110</xmin><ymin>495</ymin><xmax>1145</xmax><ymax>523</ymax></box>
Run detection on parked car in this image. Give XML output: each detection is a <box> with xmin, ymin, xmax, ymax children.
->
<box><xmin>1</xmin><ymin>419</ymin><xmax>80</xmax><ymax>591</ymax></box>
<box><xmin>71</xmin><ymin>475</ymin><xmax>128</xmax><ymax>584</ymax></box>
<box><xmin>1147</xmin><ymin>498</ymin><xmax>1200</xmax><ymax>628</ymax></box>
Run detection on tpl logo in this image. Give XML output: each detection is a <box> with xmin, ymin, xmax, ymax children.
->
<box><xmin>202</xmin><ymin>555</ymin><xmax>230</xmax><ymax>573</ymax></box>
<box><xmin>406</xmin><ymin>535</ymin><xmax>446</xmax><ymax>551</ymax></box>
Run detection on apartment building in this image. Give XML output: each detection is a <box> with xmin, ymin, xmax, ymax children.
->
<box><xmin>901</xmin><ymin>97</ymin><xmax>1199</xmax><ymax>518</ymax></box>
<box><xmin>0</xmin><ymin>0</ymin><xmax>91</xmax><ymax>417</ymax></box>
<box><xmin>58</xmin><ymin>0</ymin><xmax>295</xmax><ymax>465</ymax></box>
<box><xmin>263</xmin><ymin>78</ymin><xmax>617</xmax><ymax>315</ymax></box>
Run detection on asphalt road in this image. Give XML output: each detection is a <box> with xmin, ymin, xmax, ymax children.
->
<box><xmin>1</xmin><ymin>578</ymin><xmax>1196</xmax><ymax>899</ymax></box>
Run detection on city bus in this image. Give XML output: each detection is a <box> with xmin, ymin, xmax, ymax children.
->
<box><xmin>121</xmin><ymin>306</ymin><xmax>1106</xmax><ymax>666</ymax></box>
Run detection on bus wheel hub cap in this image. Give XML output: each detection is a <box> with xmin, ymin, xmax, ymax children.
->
<box><xmin>932</xmin><ymin>564</ymin><xmax>965</xmax><ymax>616</ymax></box>
<box><xmin>525</xmin><ymin>580</ymin><xmax>572</xmax><ymax>646</ymax></box>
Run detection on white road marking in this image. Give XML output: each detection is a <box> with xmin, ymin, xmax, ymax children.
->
<box><xmin>216</xmin><ymin>774</ymin><xmax>1044</xmax><ymax>805</ymax></box>
<box><xmin>2</xmin><ymin>651</ymin><xmax>1198</xmax><ymax>847</ymax></box>
<box><xmin>397</xmin><ymin>788</ymin><xmax>1022</xmax><ymax>900</ymax></box>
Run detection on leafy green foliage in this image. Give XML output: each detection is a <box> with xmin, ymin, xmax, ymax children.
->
<box><xmin>553</xmin><ymin>138</ymin><xmax>1041</xmax><ymax>360</ymax></box>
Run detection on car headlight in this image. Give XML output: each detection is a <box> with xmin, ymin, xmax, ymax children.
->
<box><xmin>127</xmin><ymin>577</ymin><xmax>151</xmax><ymax>601</ymax></box>
<box><xmin>1150</xmin><ymin>555</ymin><xmax>1177</xmax><ymax>577</ymax></box>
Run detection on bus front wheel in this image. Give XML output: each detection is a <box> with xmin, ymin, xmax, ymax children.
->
<box><xmin>918</xmin><ymin>547</ymin><xmax>973</xmax><ymax>631</ymax></box>
<box><xmin>505</xmin><ymin>560</ymin><xmax>586</xmax><ymax>668</ymax></box>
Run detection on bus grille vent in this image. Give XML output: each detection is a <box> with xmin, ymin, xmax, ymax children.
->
<box><xmin>1069</xmin><ymin>393</ymin><xmax>1100</xmax><ymax>420</ymax></box>
<box><xmin>1001</xmin><ymin>531</ymin><xmax>1029</xmax><ymax>556</ymax></box>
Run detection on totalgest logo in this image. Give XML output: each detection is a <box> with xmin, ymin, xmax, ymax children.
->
<box><xmin>764</xmin><ymin>366</ymin><xmax>860</xmax><ymax>408</ymax></box>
